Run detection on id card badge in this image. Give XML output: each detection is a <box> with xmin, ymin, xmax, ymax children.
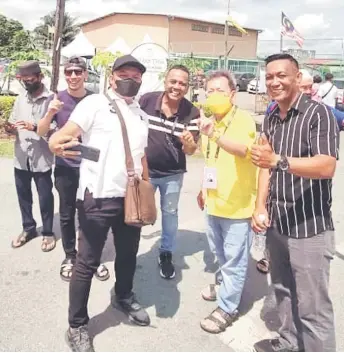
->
<box><xmin>203</xmin><ymin>167</ymin><xmax>218</xmax><ymax>189</ymax></box>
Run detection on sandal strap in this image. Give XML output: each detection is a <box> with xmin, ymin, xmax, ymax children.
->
<box><xmin>42</xmin><ymin>235</ymin><xmax>56</xmax><ymax>242</ymax></box>
<box><xmin>61</xmin><ymin>264</ymin><xmax>73</xmax><ymax>271</ymax></box>
<box><xmin>208</xmin><ymin>284</ymin><xmax>217</xmax><ymax>297</ymax></box>
<box><xmin>205</xmin><ymin>310</ymin><xmax>230</xmax><ymax>331</ymax></box>
<box><xmin>97</xmin><ymin>264</ymin><xmax>108</xmax><ymax>274</ymax></box>
<box><xmin>62</xmin><ymin>258</ymin><xmax>75</xmax><ymax>266</ymax></box>
<box><xmin>212</xmin><ymin>307</ymin><xmax>237</xmax><ymax>326</ymax></box>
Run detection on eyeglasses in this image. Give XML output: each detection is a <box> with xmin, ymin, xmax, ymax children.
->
<box><xmin>64</xmin><ymin>69</ymin><xmax>84</xmax><ymax>76</ymax></box>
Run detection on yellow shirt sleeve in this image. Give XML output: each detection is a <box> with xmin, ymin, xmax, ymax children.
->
<box><xmin>230</xmin><ymin>111</ymin><xmax>257</xmax><ymax>158</ymax></box>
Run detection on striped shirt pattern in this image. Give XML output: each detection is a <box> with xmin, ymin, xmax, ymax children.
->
<box><xmin>262</xmin><ymin>93</ymin><xmax>339</xmax><ymax>238</ymax></box>
<box><xmin>147</xmin><ymin>114</ymin><xmax>199</xmax><ymax>137</ymax></box>
<box><xmin>139</xmin><ymin>91</ymin><xmax>200</xmax><ymax>178</ymax></box>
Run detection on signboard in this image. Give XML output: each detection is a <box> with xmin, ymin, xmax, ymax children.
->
<box><xmin>131</xmin><ymin>42</ymin><xmax>168</xmax><ymax>95</ymax></box>
<box><xmin>284</xmin><ymin>49</ymin><xmax>316</xmax><ymax>60</ymax></box>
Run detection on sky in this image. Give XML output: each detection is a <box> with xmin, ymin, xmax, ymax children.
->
<box><xmin>1</xmin><ymin>0</ymin><xmax>344</xmax><ymax>58</ymax></box>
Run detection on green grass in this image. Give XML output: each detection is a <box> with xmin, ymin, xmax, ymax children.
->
<box><xmin>0</xmin><ymin>139</ymin><xmax>14</xmax><ymax>158</ymax></box>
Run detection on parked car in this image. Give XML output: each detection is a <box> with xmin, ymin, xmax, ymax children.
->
<box><xmin>247</xmin><ymin>78</ymin><xmax>259</xmax><ymax>94</ymax></box>
<box><xmin>234</xmin><ymin>72</ymin><xmax>256</xmax><ymax>92</ymax></box>
<box><xmin>334</xmin><ymin>78</ymin><xmax>344</xmax><ymax>112</ymax></box>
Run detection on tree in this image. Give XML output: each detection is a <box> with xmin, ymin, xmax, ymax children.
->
<box><xmin>10</xmin><ymin>30</ymin><xmax>36</xmax><ymax>53</ymax></box>
<box><xmin>33</xmin><ymin>11</ymin><xmax>79</xmax><ymax>49</ymax></box>
<box><xmin>0</xmin><ymin>14</ymin><xmax>24</xmax><ymax>57</ymax></box>
<box><xmin>1</xmin><ymin>50</ymin><xmax>50</xmax><ymax>94</ymax></box>
<box><xmin>91</xmin><ymin>51</ymin><xmax>123</xmax><ymax>74</ymax></box>
<box><xmin>91</xmin><ymin>51</ymin><xmax>123</xmax><ymax>93</ymax></box>
<box><xmin>166</xmin><ymin>57</ymin><xmax>211</xmax><ymax>76</ymax></box>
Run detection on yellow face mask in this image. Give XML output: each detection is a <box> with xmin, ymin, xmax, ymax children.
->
<box><xmin>205</xmin><ymin>92</ymin><xmax>232</xmax><ymax>116</ymax></box>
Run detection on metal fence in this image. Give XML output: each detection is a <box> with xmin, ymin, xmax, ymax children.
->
<box><xmin>168</xmin><ymin>54</ymin><xmax>262</xmax><ymax>75</ymax></box>
<box><xmin>258</xmin><ymin>37</ymin><xmax>344</xmax><ymax>78</ymax></box>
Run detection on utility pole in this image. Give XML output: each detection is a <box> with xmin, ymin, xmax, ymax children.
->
<box><xmin>50</xmin><ymin>0</ymin><xmax>66</xmax><ymax>92</ymax></box>
<box><xmin>224</xmin><ymin>0</ymin><xmax>230</xmax><ymax>70</ymax></box>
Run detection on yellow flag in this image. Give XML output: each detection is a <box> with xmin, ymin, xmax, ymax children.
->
<box><xmin>226</xmin><ymin>16</ymin><xmax>248</xmax><ymax>35</ymax></box>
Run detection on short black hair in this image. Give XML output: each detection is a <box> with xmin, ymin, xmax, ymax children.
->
<box><xmin>313</xmin><ymin>75</ymin><xmax>322</xmax><ymax>84</ymax></box>
<box><xmin>167</xmin><ymin>64</ymin><xmax>190</xmax><ymax>77</ymax></box>
<box><xmin>265</xmin><ymin>53</ymin><xmax>299</xmax><ymax>69</ymax></box>
<box><xmin>325</xmin><ymin>72</ymin><xmax>334</xmax><ymax>81</ymax></box>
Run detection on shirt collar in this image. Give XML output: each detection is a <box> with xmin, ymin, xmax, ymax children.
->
<box><xmin>106</xmin><ymin>89</ymin><xmax>140</xmax><ymax>108</ymax></box>
<box><xmin>215</xmin><ymin>105</ymin><xmax>237</xmax><ymax>128</ymax></box>
<box><xmin>155</xmin><ymin>92</ymin><xmax>186</xmax><ymax>117</ymax></box>
<box><xmin>273</xmin><ymin>93</ymin><xmax>309</xmax><ymax>117</ymax></box>
<box><xmin>292</xmin><ymin>93</ymin><xmax>310</xmax><ymax>114</ymax></box>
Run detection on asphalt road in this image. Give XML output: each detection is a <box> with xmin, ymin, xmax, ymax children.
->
<box><xmin>1</xmin><ymin>147</ymin><xmax>344</xmax><ymax>351</ymax></box>
<box><xmin>0</xmin><ymin>156</ymin><xmax>230</xmax><ymax>352</ymax></box>
<box><xmin>1</xmin><ymin>97</ymin><xmax>344</xmax><ymax>351</ymax></box>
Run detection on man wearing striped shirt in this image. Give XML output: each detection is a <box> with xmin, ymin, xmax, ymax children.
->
<box><xmin>139</xmin><ymin>65</ymin><xmax>199</xmax><ymax>279</ymax></box>
<box><xmin>251</xmin><ymin>54</ymin><xmax>338</xmax><ymax>352</ymax></box>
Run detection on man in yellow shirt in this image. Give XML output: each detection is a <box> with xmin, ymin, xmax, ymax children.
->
<box><xmin>197</xmin><ymin>70</ymin><xmax>257</xmax><ymax>334</ymax></box>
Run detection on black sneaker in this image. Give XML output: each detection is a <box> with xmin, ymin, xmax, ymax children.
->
<box><xmin>111</xmin><ymin>292</ymin><xmax>150</xmax><ymax>326</ymax></box>
<box><xmin>254</xmin><ymin>338</ymin><xmax>300</xmax><ymax>352</ymax></box>
<box><xmin>158</xmin><ymin>251</ymin><xmax>175</xmax><ymax>279</ymax></box>
<box><xmin>65</xmin><ymin>325</ymin><xmax>94</xmax><ymax>352</ymax></box>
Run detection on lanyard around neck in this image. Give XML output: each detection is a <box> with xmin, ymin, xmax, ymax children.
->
<box><xmin>206</xmin><ymin>106</ymin><xmax>237</xmax><ymax>160</ymax></box>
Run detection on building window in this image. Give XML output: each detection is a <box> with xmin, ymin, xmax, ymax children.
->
<box><xmin>192</xmin><ymin>23</ymin><xmax>209</xmax><ymax>32</ymax></box>
<box><xmin>228</xmin><ymin>26</ymin><xmax>243</xmax><ymax>37</ymax></box>
<box><xmin>211</xmin><ymin>26</ymin><xmax>225</xmax><ymax>35</ymax></box>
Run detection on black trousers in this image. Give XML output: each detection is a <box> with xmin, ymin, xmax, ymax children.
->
<box><xmin>68</xmin><ymin>190</ymin><xmax>141</xmax><ymax>328</ymax></box>
<box><xmin>54</xmin><ymin>165</ymin><xmax>79</xmax><ymax>259</ymax></box>
<box><xmin>267</xmin><ymin>227</ymin><xmax>336</xmax><ymax>352</ymax></box>
<box><xmin>14</xmin><ymin>167</ymin><xmax>54</xmax><ymax>235</ymax></box>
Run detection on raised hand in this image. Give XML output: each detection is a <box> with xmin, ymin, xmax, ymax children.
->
<box><xmin>48</xmin><ymin>92</ymin><xmax>64</xmax><ymax>114</ymax></box>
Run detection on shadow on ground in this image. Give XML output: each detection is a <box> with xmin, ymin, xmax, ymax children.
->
<box><xmin>88</xmin><ymin>229</ymin><xmax>215</xmax><ymax>338</ymax></box>
<box><xmin>238</xmin><ymin>253</ymin><xmax>270</xmax><ymax>316</ymax></box>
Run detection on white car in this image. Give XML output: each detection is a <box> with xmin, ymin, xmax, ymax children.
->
<box><xmin>333</xmin><ymin>78</ymin><xmax>344</xmax><ymax>112</ymax></box>
<box><xmin>247</xmin><ymin>78</ymin><xmax>259</xmax><ymax>94</ymax></box>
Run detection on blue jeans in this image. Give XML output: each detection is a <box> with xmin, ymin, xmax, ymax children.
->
<box><xmin>206</xmin><ymin>214</ymin><xmax>252</xmax><ymax>314</ymax></box>
<box><xmin>150</xmin><ymin>173</ymin><xmax>184</xmax><ymax>253</ymax></box>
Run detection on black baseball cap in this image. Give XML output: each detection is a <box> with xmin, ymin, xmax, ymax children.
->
<box><xmin>17</xmin><ymin>60</ymin><xmax>41</xmax><ymax>76</ymax></box>
<box><xmin>64</xmin><ymin>56</ymin><xmax>87</xmax><ymax>70</ymax></box>
<box><xmin>112</xmin><ymin>54</ymin><xmax>146</xmax><ymax>74</ymax></box>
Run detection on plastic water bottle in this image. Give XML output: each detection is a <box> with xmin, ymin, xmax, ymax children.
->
<box><xmin>254</xmin><ymin>214</ymin><xmax>267</xmax><ymax>252</ymax></box>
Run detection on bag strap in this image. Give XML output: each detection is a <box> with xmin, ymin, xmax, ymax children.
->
<box><xmin>322</xmin><ymin>84</ymin><xmax>334</xmax><ymax>99</ymax></box>
<box><xmin>104</xmin><ymin>92</ymin><xmax>135</xmax><ymax>177</ymax></box>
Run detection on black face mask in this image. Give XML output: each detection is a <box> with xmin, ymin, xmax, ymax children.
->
<box><xmin>115</xmin><ymin>78</ymin><xmax>141</xmax><ymax>97</ymax></box>
<box><xmin>23</xmin><ymin>81</ymin><xmax>41</xmax><ymax>94</ymax></box>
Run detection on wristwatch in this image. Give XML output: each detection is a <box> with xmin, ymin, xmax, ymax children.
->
<box><xmin>32</xmin><ymin>123</ymin><xmax>38</xmax><ymax>132</ymax></box>
<box><xmin>209</xmin><ymin>130</ymin><xmax>221</xmax><ymax>142</ymax></box>
<box><xmin>276</xmin><ymin>155</ymin><xmax>289</xmax><ymax>171</ymax></box>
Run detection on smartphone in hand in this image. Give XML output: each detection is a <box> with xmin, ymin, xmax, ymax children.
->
<box><xmin>66</xmin><ymin>144</ymin><xmax>100</xmax><ymax>162</ymax></box>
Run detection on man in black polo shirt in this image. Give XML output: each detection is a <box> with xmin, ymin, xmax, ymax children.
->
<box><xmin>251</xmin><ymin>53</ymin><xmax>338</xmax><ymax>352</ymax></box>
<box><xmin>139</xmin><ymin>65</ymin><xmax>199</xmax><ymax>279</ymax></box>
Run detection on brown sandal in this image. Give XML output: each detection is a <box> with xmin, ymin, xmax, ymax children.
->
<box><xmin>200</xmin><ymin>307</ymin><xmax>238</xmax><ymax>334</ymax></box>
<box><xmin>41</xmin><ymin>235</ymin><xmax>56</xmax><ymax>252</ymax></box>
<box><xmin>11</xmin><ymin>230</ymin><xmax>38</xmax><ymax>249</ymax></box>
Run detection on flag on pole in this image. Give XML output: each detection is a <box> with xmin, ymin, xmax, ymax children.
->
<box><xmin>227</xmin><ymin>16</ymin><xmax>248</xmax><ymax>35</ymax></box>
<box><xmin>281</xmin><ymin>12</ymin><xmax>304</xmax><ymax>48</ymax></box>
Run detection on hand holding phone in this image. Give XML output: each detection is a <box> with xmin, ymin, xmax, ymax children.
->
<box><xmin>66</xmin><ymin>144</ymin><xmax>100</xmax><ymax>162</ymax></box>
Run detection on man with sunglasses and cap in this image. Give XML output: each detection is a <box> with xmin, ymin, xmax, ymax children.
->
<box><xmin>5</xmin><ymin>61</ymin><xmax>56</xmax><ymax>252</ymax></box>
<box><xmin>49</xmin><ymin>54</ymin><xmax>150</xmax><ymax>352</ymax></box>
<box><xmin>38</xmin><ymin>56</ymin><xmax>110</xmax><ymax>283</ymax></box>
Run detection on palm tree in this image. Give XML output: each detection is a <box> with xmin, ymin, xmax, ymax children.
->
<box><xmin>33</xmin><ymin>11</ymin><xmax>79</xmax><ymax>50</ymax></box>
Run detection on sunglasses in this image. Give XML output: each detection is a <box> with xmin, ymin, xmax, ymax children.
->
<box><xmin>64</xmin><ymin>69</ymin><xmax>84</xmax><ymax>76</ymax></box>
